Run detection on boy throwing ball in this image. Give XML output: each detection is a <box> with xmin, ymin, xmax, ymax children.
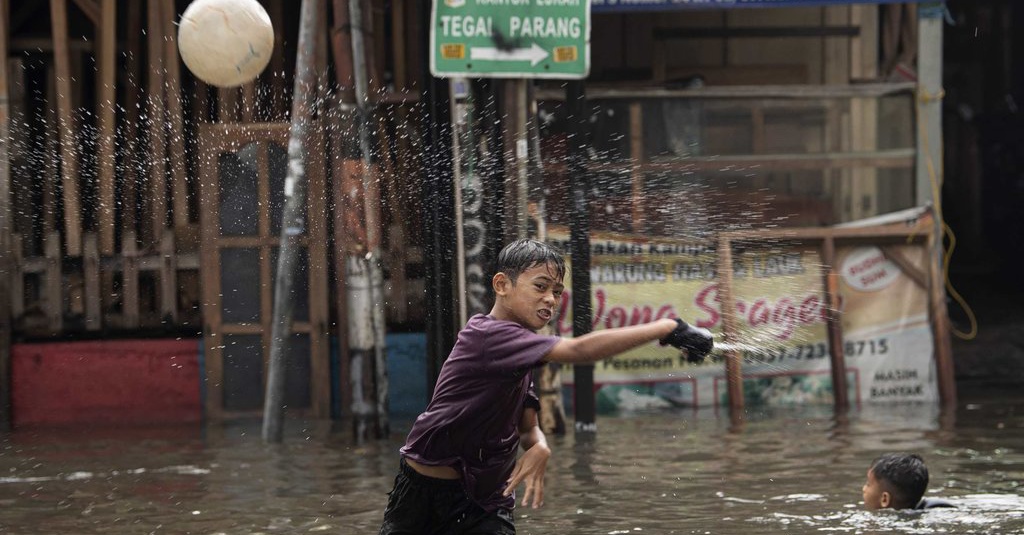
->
<box><xmin>379</xmin><ymin>239</ymin><xmax>713</xmax><ymax>534</ymax></box>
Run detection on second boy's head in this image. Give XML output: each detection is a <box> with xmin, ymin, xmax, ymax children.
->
<box><xmin>862</xmin><ymin>453</ymin><xmax>929</xmax><ymax>510</ymax></box>
<box><xmin>491</xmin><ymin>239</ymin><xmax>566</xmax><ymax>331</ymax></box>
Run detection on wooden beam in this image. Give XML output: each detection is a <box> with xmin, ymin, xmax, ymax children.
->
<box><xmin>719</xmin><ymin>217</ymin><xmax>930</xmax><ymax>241</ymax></box>
<box><xmin>821</xmin><ymin>236</ymin><xmax>848</xmax><ymax>411</ymax></box>
<box><xmin>545</xmin><ymin>149</ymin><xmax>915</xmax><ymax>175</ymax></box>
<box><xmin>240</xmin><ymin>82</ymin><xmax>256</xmax><ymax>122</ymax></box>
<box><xmin>329</xmin><ymin>103</ymin><xmax>352</xmax><ymax>420</ymax></box>
<box><xmin>122</xmin><ymin>231</ymin><xmax>140</xmax><ymax>328</ymax></box>
<box><xmin>880</xmin><ymin>245</ymin><xmax>928</xmax><ymax>290</ymax></box>
<box><xmin>391</xmin><ymin>0</ymin><xmax>408</xmax><ymax>88</ymax></box>
<box><xmin>83</xmin><ymin>233</ymin><xmax>101</xmax><ymax>330</ymax></box>
<box><xmin>629</xmin><ymin>102</ymin><xmax>645</xmax><ymax>233</ymax></box>
<box><xmin>160</xmin><ymin>229</ymin><xmax>177</xmax><ymax>322</ymax></box>
<box><xmin>217</xmin><ymin>87</ymin><xmax>238</xmax><ymax>122</ymax></box>
<box><xmin>534</xmin><ymin>82</ymin><xmax>916</xmax><ymax>101</ymax></box>
<box><xmin>197</xmin><ymin>125</ymin><xmax>223</xmax><ymax>419</ymax></box>
<box><xmin>268</xmin><ymin>0</ymin><xmax>286</xmax><ymax>120</ymax></box>
<box><xmin>716</xmin><ymin>236</ymin><xmax>744</xmax><ymax>419</ymax></box>
<box><xmin>307</xmin><ymin>129</ymin><xmax>331</xmax><ymax>419</ymax></box>
<box><xmin>161</xmin><ymin>0</ymin><xmax>188</xmax><ymax>230</ymax></box>
<box><xmin>928</xmin><ymin>232</ymin><xmax>956</xmax><ymax>407</ymax></box>
<box><xmin>9</xmin><ymin>38</ymin><xmax>93</xmax><ymax>53</ymax></box>
<box><xmin>50</xmin><ymin>0</ymin><xmax>83</xmax><ymax>256</ymax></box>
<box><xmin>654</xmin><ymin>25</ymin><xmax>861</xmax><ymax>40</ymax></box>
<box><xmin>11</xmin><ymin>235</ymin><xmax>24</xmax><ymax>319</ymax></box>
<box><xmin>121</xmin><ymin>0</ymin><xmax>143</xmax><ymax>237</ymax></box>
<box><xmin>44</xmin><ymin>231</ymin><xmax>63</xmax><ymax>331</ymax></box>
<box><xmin>97</xmin><ymin>0</ymin><xmax>116</xmax><ymax>255</ymax></box>
<box><xmin>0</xmin><ymin>0</ymin><xmax>12</xmax><ymax>431</ymax></box>
<box><xmin>70</xmin><ymin>0</ymin><xmax>100</xmax><ymax>26</ymax></box>
<box><xmin>849</xmin><ymin>4</ymin><xmax>879</xmax><ymax>220</ymax></box>
<box><xmin>146</xmin><ymin>0</ymin><xmax>166</xmax><ymax>243</ymax></box>
<box><xmin>43</xmin><ymin>67</ymin><xmax>58</xmax><ymax>236</ymax></box>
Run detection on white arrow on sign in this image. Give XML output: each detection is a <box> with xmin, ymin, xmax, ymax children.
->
<box><xmin>470</xmin><ymin>42</ymin><xmax>549</xmax><ymax>66</ymax></box>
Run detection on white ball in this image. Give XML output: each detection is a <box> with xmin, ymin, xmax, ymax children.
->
<box><xmin>178</xmin><ymin>0</ymin><xmax>274</xmax><ymax>88</ymax></box>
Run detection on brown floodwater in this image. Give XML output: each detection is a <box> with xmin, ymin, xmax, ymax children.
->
<box><xmin>2</xmin><ymin>383</ymin><xmax>1022</xmax><ymax>534</ymax></box>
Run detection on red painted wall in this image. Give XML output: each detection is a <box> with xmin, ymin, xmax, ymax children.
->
<box><xmin>11</xmin><ymin>339</ymin><xmax>202</xmax><ymax>427</ymax></box>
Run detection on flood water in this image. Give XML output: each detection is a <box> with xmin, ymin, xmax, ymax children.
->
<box><xmin>2</xmin><ymin>384</ymin><xmax>1022</xmax><ymax>534</ymax></box>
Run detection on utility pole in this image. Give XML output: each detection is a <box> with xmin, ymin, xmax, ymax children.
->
<box><xmin>566</xmin><ymin>80</ymin><xmax>596</xmax><ymax>432</ymax></box>
<box><xmin>263</xmin><ymin>0</ymin><xmax>320</xmax><ymax>443</ymax></box>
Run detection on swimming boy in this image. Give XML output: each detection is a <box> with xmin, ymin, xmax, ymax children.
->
<box><xmin>379</xmin><ymin>239</ymin><xmax>713</xmax><ymax>534</ymax></box>
<box><xmin>862</xmin><ymin>452</ymin><xmax>955</xmax><ymax>510</ymax></box>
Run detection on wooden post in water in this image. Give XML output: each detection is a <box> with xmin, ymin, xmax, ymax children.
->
<box><xmin>716</xmin><ymin>236</ymin><xmax>744</xmax><ymax>420</ymax></box>
<box><xmin>821</xmin><ymin>236</ymin><xmax>849</xmax><ymax>411</ymax></box>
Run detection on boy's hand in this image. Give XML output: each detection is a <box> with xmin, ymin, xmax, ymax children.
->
<box><xmin>504</xmin><ymin>443</ymin><xmax>551</xmax><ymax>508</ymax></box>
<box><xmin>660</xmin><ymin>318</ymin><xmax>714</xmax><ymax>361</ymax></box>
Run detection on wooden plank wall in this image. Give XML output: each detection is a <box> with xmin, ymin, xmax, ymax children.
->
<box><xmin>4</xmin><ymin>0</ymin><xmax>428</xmax><ymax>337</ymax></box>
<box><xmin>593</xmin><ymin>5</ymin><xmax>911</xmax><ymax>226</ymax></box>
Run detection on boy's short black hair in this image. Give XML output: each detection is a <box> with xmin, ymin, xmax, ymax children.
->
<box><xmin>870</xmin><ymin>453</ymin><xmax>929</xmax><ymax>509</ymax></box>
<box><xmin>495</xmin><ymin>239</ymin><xmax>566</xmax><ymax>284</ymax></box>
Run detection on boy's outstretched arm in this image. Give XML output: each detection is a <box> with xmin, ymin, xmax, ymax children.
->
<box><xmin>505</xmin><ymin>407</ymin><xmax>550</xmax><ymax>509</ymax></box>
<box><xmin>544</xmin><ymin>318</ymin><xmax>680</xmax><ymax>364</ymax></box>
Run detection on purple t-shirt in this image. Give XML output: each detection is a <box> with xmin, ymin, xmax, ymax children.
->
<box><xmin>400</xmin><ymin>314</ymin><xmax>559</xmax><ymax>511</ymax></box>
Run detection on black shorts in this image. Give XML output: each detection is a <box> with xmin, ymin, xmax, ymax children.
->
<box><xmin>379</xmin><ymin>459</ymin><xmax>516</xmax><ymax>535</ymax></box>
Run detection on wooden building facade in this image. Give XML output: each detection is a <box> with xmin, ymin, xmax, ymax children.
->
<box><xmin>0</xmin><ymin>1</ymin><xmax>950</xmax><ymax>426</ymax></box>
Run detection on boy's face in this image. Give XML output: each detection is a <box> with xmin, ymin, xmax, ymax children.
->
<box><xmin>862</xmin><ymin>468</ymin><xmax>892</xmax><ymax>510</ymax></box>
<box><xmin>493</xmin><ymin>262</ymin><xmax>564</xmax><ymax>331</ymax></box>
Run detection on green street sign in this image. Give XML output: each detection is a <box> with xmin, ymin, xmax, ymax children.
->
<box><xmin>430</xmin><ymin>0</ymin><xmax>591</xmax><ymax>79</ymax></box>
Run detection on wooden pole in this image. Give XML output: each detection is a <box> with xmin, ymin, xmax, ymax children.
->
<box><xmin>928</xmin><ymin>229</ymin><xmax>957</xmax><ymax>406</ymax></box>
<box><xmin>821</xmin><ymin>236</ymin><xmax>849</xmax><ymax>411</ymax></box>
<box><xmin>45</xmin><ymin>231</ymin><xmax>62</xmax><ymax>332</ymax></box>
<box><xmin>263</xmin><ymin>0</ymin><xmax>320</xmax><ymax>443</ymax></box>
<box><xmin>146</xmin><ymin>0</ymin><xmax>167</xmax><ymax>244</ymax></box>
<box><xmin>123</xmin><ymin>231</ymin><xmax>140</xmax><ymax>328</ymax></box>
<box><xmin>329</xmin><ymin>0</ymin><xmax>356</xmax><ymax>423</ymax></box>
<box><xmin>629</xmin><ymin>102</ymin><xmax>644</xmax><ymax>232</ymax></box>
<box><xmin>83</xmin><ymin>233</ymin><xmax>101</xmax><ymax>329</ymax></box>
<box><xmin>122</xmin><ymin>0</ymin><xmax>143</xmax><ymax>238</ymax></box>
<box><xmin>268</xmin><ymin>0</ymin><xmax>286</xmax><ymax>120</ymax></box>
<box><xmin>50</xmin><ymin>0</ymin><xmax>82</xmax><ymax>256</ymax></box>
<box><xmin>716</xmin><ymin>236</ymin><xmax>744</xmax><ymax>420</ymax></box>
<box><xmin>0</xmin><ymin>0</ymin><xmax>13</xmax><ymax>431</ymax></box>
<box><xmin>96</xmin><ymin>0</ymin><xmax>116</xmax><ymax>255</ymax></box>
<box><xmin>161</xmin><ymin>0</ymin><xmax>188</xmax><ymax>230</ymax></box>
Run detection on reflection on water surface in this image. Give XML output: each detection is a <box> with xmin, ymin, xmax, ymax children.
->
<box><xmin>1</xmin><ymin>387</ymin><xmax>1022</xmax><ymax>534</ymax></box>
